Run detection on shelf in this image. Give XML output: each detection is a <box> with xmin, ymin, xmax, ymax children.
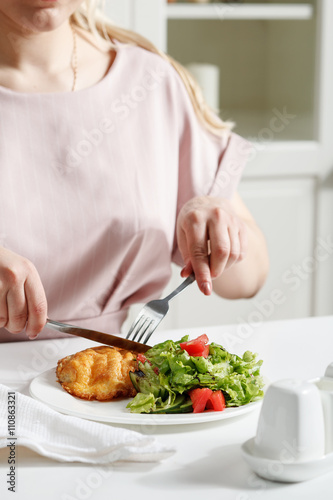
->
<box><xmin>223</xmin><ymin>109</ymin><xmax>315</xmax><ymax>142</ymax></box>
<box><xmin>167</xmin><ymin>3</ymin><xmax>314</xmax><ymax>21</ymax></box>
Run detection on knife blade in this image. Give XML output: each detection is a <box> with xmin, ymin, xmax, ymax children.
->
<box><xmin>46</xmin><ymin>319</ymin><xmax>151</xmax><ymax>353</ymax></box>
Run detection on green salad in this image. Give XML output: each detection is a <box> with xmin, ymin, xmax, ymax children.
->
<box><xmin>126</xmin><ymin>334</ymin><xmax>264</xmax><ymax>414</ymax></box>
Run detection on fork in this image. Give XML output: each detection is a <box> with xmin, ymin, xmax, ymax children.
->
<box><xmin>126</xmin><ymin>273</ymin><xmax>195</xmax><ymax>344</ymax></box>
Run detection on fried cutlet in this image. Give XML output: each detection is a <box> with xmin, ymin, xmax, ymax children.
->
<box><xmin>56</xmin><ymin>345</ymin><xmax>137</xmax><ymax>401</ymax></box>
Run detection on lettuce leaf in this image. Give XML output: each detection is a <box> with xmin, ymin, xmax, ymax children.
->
<box><xmin>126</xmin><ymin>337</ymin><xmax>264</xmax><ymax>413</ymax></box>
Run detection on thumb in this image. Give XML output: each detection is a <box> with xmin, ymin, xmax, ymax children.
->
<box><xmin>181</xmin><ymin>260</ymin><xmax>193</xmax><ymax>278</ymax></box>
<box><xmin>177</xmin><ymin>228</ymin><xmax>193</xmax><ymax>278</ymax></box>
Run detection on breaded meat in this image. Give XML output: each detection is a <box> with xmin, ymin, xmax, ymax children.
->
<box><xmin>56</xmin><ymin>345</ymin><xmax>137</xmax><ymax>401</ymax></box>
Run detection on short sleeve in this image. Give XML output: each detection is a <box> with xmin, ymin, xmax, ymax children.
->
<box><xmin>170</xmin><ymin>69</ymin><xmax>252</xmax><ymax>267</ymax></box>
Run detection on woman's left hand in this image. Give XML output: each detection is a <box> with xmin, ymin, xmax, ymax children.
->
<box><xmin>176</xmin><ymin>196</ymin><xmax>248</xmax><ymax>295</ymax></box>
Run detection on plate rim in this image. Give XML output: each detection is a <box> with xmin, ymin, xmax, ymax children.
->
<box><xmin>29</xmin><ymin>367</ymin><xmax>262</xmax><ymax>426</ymax></box>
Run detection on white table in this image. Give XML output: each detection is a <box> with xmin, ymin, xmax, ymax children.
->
<box><xmin>1</xmin><ymin>316</ymin><xmax>333</xmax><ymax>500</ymax></box>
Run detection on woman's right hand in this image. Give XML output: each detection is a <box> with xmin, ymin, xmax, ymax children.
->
<box><xmin>0</xmin><ymin>247</ymin><xmax>47</xmax><ymax>339</ymax></box>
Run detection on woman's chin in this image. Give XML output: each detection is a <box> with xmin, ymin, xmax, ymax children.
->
<box><xmin>25</xmin><ymin>7</ymin><xmax>68</xmax><ymax>32</ymax></box>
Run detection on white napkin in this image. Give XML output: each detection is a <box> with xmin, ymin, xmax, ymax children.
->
<box><xmin>0</xmin><ymin>384</ymin><xmax>175</xmax><ymax>464</ymax></box>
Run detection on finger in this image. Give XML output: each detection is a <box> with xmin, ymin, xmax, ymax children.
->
<box><xmin>238</xmin><ymin>222</ymin><xmax>248</xmax><ymax>261</ymax></box>
<box><xmin>208</xmin><ymin>222</ymin><xmax>230</xmax><ymax>279</ymax></box>
<box><xmin>5</xmin><ymin>285</ymin><xmax>28</xmax><ymax>334</ymax></box>
<box><xmin>180</xmin><ymin>260</ymin><xmax>193</xmax><ymax>278</ymax></box>
<box><xmin>177</xmin><ymin>226</ymin><xmax>191</xmax><ymax>267</ymax></box>
<box><xmin>184</xmin><ymin>222</ymin><xmax>211</xmax><ymax>295</ymax></box>
<box><xmin>226</xmin><ymin>227</ymin><xmax>241</xmax><ymax>270</ymax></box>
<box><xmin>25</xmin><ymin>276</ymin><xmax>47</xmax><ymax>339</ymax></box>
<box><xmin>0</xmin><ymin>280</ymin><xmax>8</xmax><ymax>328</ymax></box>
<box><xmin>178</xmin><ymin>227</ymin><xmax>195</xmax><ymax>278</ymax></box>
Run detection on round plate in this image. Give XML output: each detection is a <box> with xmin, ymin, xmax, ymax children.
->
<box><xmin>29</xmin><ymin>368</ymin><xmax>262</xmax><ymax>426</ymax></box>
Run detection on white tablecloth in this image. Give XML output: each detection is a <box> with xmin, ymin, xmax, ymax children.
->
<box><xmin>1</xmin><ymin>315</ymin><xmax>332</xmax><ymax>500</ymax></box>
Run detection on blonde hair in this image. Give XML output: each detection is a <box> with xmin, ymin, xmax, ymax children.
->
<box><xmin>72</xmin><ymin>1</ymin><xmax>232</xmax><ymax>136</ymax></box>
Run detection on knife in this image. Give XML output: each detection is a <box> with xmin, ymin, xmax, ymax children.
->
<box><xmin>46</xmin><ymin>319</ymin><xmax>151</xmax><ymax>353</ymax></box>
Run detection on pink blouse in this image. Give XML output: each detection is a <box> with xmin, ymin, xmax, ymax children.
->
<box><xmin>0</xmin><ymin>43</ymin><xmax>250</xmax><ymax>342</ymax></box>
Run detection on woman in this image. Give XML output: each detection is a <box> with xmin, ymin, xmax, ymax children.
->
<box><xmin>0</xmin><ymin>0</ymin><xmax>269</xmax><ymax>341</ymax></box>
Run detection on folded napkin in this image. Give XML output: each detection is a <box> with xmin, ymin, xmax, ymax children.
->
<box><xmin>0</xmin><ymin>384</ymin><xmax>175</xmax><ymax>464</ymax></box>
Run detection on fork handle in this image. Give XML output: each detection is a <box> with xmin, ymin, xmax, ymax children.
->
<box><xmin>164</xmin><ymin>273</ymin><xmax>195</xmax><ymax>303</ymax></box>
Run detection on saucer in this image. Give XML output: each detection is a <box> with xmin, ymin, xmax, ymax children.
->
<box><xmin>241</xmin><ymin>437</ymin><xmax>333</xmax><ymax>483</ymax></box>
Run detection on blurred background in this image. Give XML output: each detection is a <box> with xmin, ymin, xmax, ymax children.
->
<box><xmin>106</xmin><ymin>0</ymin><xmax>333</xmax><ymax>331</ymax></box>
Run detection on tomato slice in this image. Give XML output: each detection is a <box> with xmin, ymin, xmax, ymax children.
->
<box><xmin>206</xmin><ymin>390</ymin><xmax>226</xmax><ymax>411</ymax></box>
<box><xmin>189</xmin><ymin>388</ymin><xmax>213</xmax><ymax>413</ymax></box>
<box><xmin>193</xmin><ymin>334</ymin><xmax>209</xmax><ymax>344</ymax></box>
<box><xmin>180</xmin><ymin>334</ymin><xmax>210</xmax><ymax>358</ymax></box>
<box><xmin>189</xmin><ymin>389</ymin><xmax>226</xmax><ymax>413</ymax></box>
<box><xmin>136</xmin><ymin>353</ymin><xmax>147</xmax><ymax>364</ymax></box>
<box><xmin>201</xmin><ymin>345</ymin><xmax>210</xmax><ymax>358</ymax></box>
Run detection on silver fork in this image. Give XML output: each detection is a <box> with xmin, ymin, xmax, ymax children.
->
<box><xmin>126</xmin><ymin>273</ymin><xmax>195</xmax><ymax>344</ymax></box>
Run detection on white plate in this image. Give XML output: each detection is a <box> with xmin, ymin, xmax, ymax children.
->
<box><xmin>242</xmin><ymin>437</ymin><xmax>333</xmax><ymax>483</ymax></box>
<box><xmin>29</xmin><ymin>368</ymin><xmax>262</xmax><ymax>426</ymax></box>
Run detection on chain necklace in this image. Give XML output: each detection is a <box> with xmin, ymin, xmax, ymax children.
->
<box><xmin>70</xmin><ymin>22</ymin><xmax>78</xmax><ymax>92</ymax></box>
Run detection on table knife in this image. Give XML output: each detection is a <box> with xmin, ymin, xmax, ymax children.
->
<box><xmin>46</xmin><ymin>319</ymin><xmax>151</xmax><ymax>353</ymax></box>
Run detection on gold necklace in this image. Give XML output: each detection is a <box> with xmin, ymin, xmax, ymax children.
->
<box><xmin>70</xmin><ymin>22</ymin><xmax>78</xmax><ymax>92</ymax></box>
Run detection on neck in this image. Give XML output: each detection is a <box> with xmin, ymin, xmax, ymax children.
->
<box><xmin>0</xmin><ymin>17</ymin><xmax>73</xmax><ymax>74</ymax></box>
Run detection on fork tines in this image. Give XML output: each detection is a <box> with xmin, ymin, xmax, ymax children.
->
<box><xmin>126</xmin><ymin>314</ymin><xmax>156</xmax><ymax>344</ymax></box>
